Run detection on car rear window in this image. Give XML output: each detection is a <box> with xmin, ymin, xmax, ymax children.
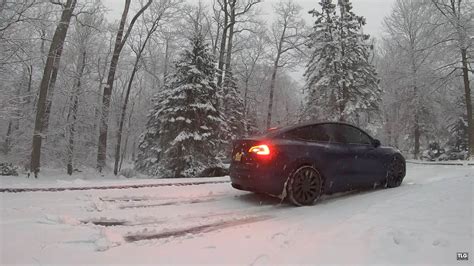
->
<box><xmin>284</xmin><ymin>125</ymin><xmax>331</xmax><ymax>142</ymax></box>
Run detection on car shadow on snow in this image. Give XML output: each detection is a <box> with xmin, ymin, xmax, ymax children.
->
<box><xmin>318</xmin><ymin>186</ymin><xmax>396</xmax><ymax>206</ymax></box>
<box><xmin>234</xmin><ymin>186</ymin><xmax>394</xmax><ymax>207</ymax></box>
<box><xmin>234</xmin><ymin>192</ymin><xmax>287</xmax><ymax>207</ymax></box>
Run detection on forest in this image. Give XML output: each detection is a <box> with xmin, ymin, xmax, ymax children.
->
<box><xmin>0</xmin><ymin>0</ymin><xmax>472</xmax><ymax>178</ymax></box>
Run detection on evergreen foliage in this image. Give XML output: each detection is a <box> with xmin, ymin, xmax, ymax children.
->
<box><xmin>304</xmin><ymin>0</ymin><xmax>381</xmax><ymax>122</ymax></box>
<box><xmin>136</xmin><ymin>32</ymin><xmax>222</xmax><ymax>177</ymax></box>
<box><xmin>245</xmin><ymin>110</ymin><xmax>260</xmax><ymax>136</ymax></box>
<box><xmin>448</xmin><ymin>116</ymin><xmax>468</xmax><ymax>152</ymax></box>
<box><xmin>0</xmin><ymin>162</ymin><xmax>18</xmax><ymax>176</ymax></box>
<box><xmin>134</xmin><ymin>94</ymin><xmax>163</xmax><ymax>176</ymax></box>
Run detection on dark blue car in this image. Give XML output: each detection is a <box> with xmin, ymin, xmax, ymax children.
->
<box><xmin>230</xmin><ymin>122</ymin><xmax>406</xmax><ymax>206</ymax></box>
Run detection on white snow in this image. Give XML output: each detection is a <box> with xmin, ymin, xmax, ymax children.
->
<box><xmin>95</xmin><ymin>228</ymin><xmax>125</xmax><ymax>251</ymax></box>
<box><xmin>0</xmin><ymin>167</ymin><xmax>228</xmax><ymax>189</ymax></box>
<box><xmin>1</xmin><ymin>164</ymin><xmax>472</xmax><ymax>264</ymax></box>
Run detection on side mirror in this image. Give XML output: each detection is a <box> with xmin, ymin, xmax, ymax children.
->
<box><xmin>373</xmin><ymin>139</ymin><xmax>381</xmax><ymax>148</ymax></box>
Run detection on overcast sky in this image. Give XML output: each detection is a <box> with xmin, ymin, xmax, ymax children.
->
<box><xmin>102</xmin><ymin>0</ymin><xmax>396</xmax><ymax>38</ymax></box>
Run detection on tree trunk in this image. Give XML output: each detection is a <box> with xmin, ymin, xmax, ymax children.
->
<box><xmin>266</xmin><ymin>58</ymin><xmax>279</xmax><ymax>128</ymax></box>
<box><xmin>113</xmin><ymin>11</ymin><xmax>160</xmax><ymax>175</ymax></box>
<box><xmin>338</xmin><ymin>2</ymin><xmax>347</xmax><ymax>122</ymax></box>
<box><xmin>94</xmin><ymin>58</ymin><xmax>106</xmax><ymax>137</ymax></box>
<box><xmin>414</xmin><ymin>112</ymin><xmax>420</xmax><ymax>159</ymax></box>
<box><xmin>266</xmin><ymin>24</ymin><xmax>286</xmax><ymax>129</ymax></box>
<box><xmin>119</xmin><ymin>111</ymin><xmax>132</xmax><ymax>172</ymax></box>
<box><xmin>3</xmin><ymin>120</ymin><xmax>12</xmax><ymax>154</ymax></box>
<box><xmin>66</xmin><ymin>98</ymin><xmax>78</xmax><ymax>175</ymax></box>
<box><xmin>224</xmin><ymin>0</ymin><xmax>235</xmax><ymax>72</ymax></box>
<box><xmin>217</xmin><ymin>0</ymin><xmax>228</xmax><ymax>87</ymax></box>
<box><xmin>66</xmin><ymin>51</ymin><xmax>86</xmax><ymax>175</ymax></box>
<box><xmin>97</xmin><ymin>0</ymin><xmax>152</xmax><ymax>172</ymax></box>
<box><xmin>42</xmin><ymin>57</ymin><xmax>61</xmax><ymax>135</ymax></box>
<box><xmin>338</xmin><ymin>84</ymin><xmax>348</xmax><ymax>122</ymax></box>
<box><xmin>114</xmin><ymin>65</ymin><xmax>139</xmax><ymax>175</ymax></box>
<box><xmin>460</xmin><ymin>48</ymin><xmax>473</xmax><ymax>159</ymax></box>
<box><xmin>243</xmin><ymin>77</ymin><xmax>249</xmax><ymax>134</ymax></box>
<box><xmin>119</xmin><ymin>132</ymin><xmax>128</xmax><ymax>172</ymax></box>
<box><xmin>30</xmin><ymin>0</ymin><xmax>77</xmax><ymax>176</ymax></box>
<box><xmin>131</xmin><ymin>138</ymin><xmax>137</xmax><ymax>162</ymax></box>
<box><xmin>163</xmin><ymin>36</ymin><xmax>170</xmax><ymax>83</ymax></box>
<box><xmin>413</xmin><ymin>86</ymin><xmax>420</xmax><ymax>159</ymax></box>
<box><xmin>97</xmin><ymin>0</ymin><xmax>131</xmax><ymax>172</ymax></box>
<box><xmin>212</xmin><ymin>18</ymin><xmax>221</xmax><ymax>56</ymax></box>
<box><xmin>25</xmin><ymin>65</ymin><xmax>33</xmax><ymax>105</ymax></box>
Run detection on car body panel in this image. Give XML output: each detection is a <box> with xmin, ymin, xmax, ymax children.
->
<box><xmin>230</xmin><ymin>122</ymin><xmax>405</xmax><ymax>198</ymax></box>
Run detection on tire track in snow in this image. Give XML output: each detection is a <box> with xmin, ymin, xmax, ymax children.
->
<box><xmin>84</xmin><ymin>200</ymin><xmax>282</xmax><ymax>228</ymax></box>
<box><xmin>91</xmin><ymin>193</ymin><xmax>230</xmax><ymax>211</ymax></box>
<box><xmin>99</xmin><ymin>190</ymin><xmax>228</xmax><ymax>202</ymax></box>
<box><xmin>0</xmin><ymin>180</ymin><xmax>230</xmax><ymax>193</ymax></box>
<box><xmin>117</xmin><ymin>197</ymin><xmax>217</xmax><ymax>209</ymax></box>
<box><xmin>80</xmin><ymin>195</ymin><xmax>282</xmax><ymax>234</ymax></box>
<box><xmin>123</xmin><ymin>215</ymin><xmax>273</xmax><ymax>242</ymax></box>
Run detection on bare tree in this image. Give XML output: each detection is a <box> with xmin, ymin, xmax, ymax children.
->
<box><xmin>66</xmin><ymin>51</ymin><xmax>86</xmax><ymax>175</ymax></box>
<box><xmin>0</xmin><ymin>0</ymin><xmax>38</xmax><ymax>35</ymax></box>
<box><xmin>30</xmin><ymin>0</ymin><xmax>77</xmax><ymax>176</ymax></box>
<box><xmin>266</xmin><ymin>0</ymin><xmax>306</xmax><ymax>128</ymax></box>
<box><xmin>431</xmin><ymin>0</ymin><xmax>473</xmax><ymax>159</ymax></box>
<box><xmin>234</xmin><ymin>24</ymin><xmax>268</xmax><ymax>128</ymax></box>
<box><xmin>383</xmin><ymin>0</ymin><xmax>445</xmax><ymax>158</ymax></box>
<box><xmin>96</xmin><ymin>0</ymin><xmax>152</xmax><ymax>172</ymax></box>
<box><xmin>113</xmin><ymin>0</ymin><xmax>182</xmax><ymax>175</ymax></box>
<box><xmin>224</xmin><ymin>0</ymin><xmax>261</xmax><ymax>73</ymax></box>
<box><xmin>66</xmin><ymin>5</ymin><xmax>104</xmax><ymax>175</ymax></box>
<box><xmin>216</xmin><ymin>0</ymin><xmax>228</xmax><ymax>87</ymax></box>
<box><xmin>215</xmin><ymin>0</ymin><xmax>261</xmax><ymax>87</ymax></box>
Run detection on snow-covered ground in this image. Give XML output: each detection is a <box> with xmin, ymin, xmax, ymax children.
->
<box><xmin>1</xmin><ymin>164</ymin><xmax>472</xmax><ymax>265</ymax></box>
<box><xmin>0</xmin><ymin>167</ymin><xmax>228</xmax><ymax>190</ymax></box>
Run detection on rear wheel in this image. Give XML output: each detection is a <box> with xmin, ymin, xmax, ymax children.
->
<box><xmin>386</xmin><ymin>155</ymin><xmax>405</xmax><ymax>188</ymax></box>
<box><xmin>288</xmin><ymin>166</ymin><xmax>322</xmax><ymax>206</ymax></box>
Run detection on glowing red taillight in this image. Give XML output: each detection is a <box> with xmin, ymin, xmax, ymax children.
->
<box><xmin>248</xmin><ymin>144</ymin><xmax>270</xmax><ymax>156</ymax></box>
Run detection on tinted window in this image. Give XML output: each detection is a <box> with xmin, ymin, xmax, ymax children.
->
<box><xmin>285</xmin><ymin>125</ymin><xmax>331</xmax><ymax>142</ymax></box>
<box><xmin>320</xmin><ymin>124</ymin><xmax>344</xmax><ymax>143</ymax></box>
<box><xmin>337</xmin><ymin>125</ymin><xmax>372</xmax><ymax>145</ymax></box>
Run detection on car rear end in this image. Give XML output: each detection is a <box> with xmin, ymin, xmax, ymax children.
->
<box><xmin>229</xmin><ymin>137</ymin><xmax>287</xmax><ymax>196</ymax></box>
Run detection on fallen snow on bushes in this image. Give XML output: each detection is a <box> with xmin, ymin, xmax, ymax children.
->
<box><xmin>1</xmin><ymin>164</ymin><xmax>472</xmax><ymax>265</ymax></box>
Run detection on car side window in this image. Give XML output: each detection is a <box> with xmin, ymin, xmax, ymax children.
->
<box><xmin>338</xmin><ymin>125</ymin><xmax>372</xmax><ymax>145</ymax></box>
<box><xmin>319</xmin><ymin>124</ymin><xmax>339</xmax><ymax>143</ymax></box>
<box><xmin>285</xmin><ymin>125</ymin><xmax>330</xmax><ymax>142</ymax></box>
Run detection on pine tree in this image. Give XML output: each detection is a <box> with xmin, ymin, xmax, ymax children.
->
<box><xmin>245</xmin><ymin>110</ymin><xmax>260</xmax><ymax>136</ymax></box>
<box><xmin>135</xmin><ymin>94</ymin><xmax>164</xmax><ymax>176</ymax></box>
<box><xmin>448</xmin><ymin>116</ymin><xmax>468</xmax><ymax>152</ymax></box>
<box><xmin>447</xmin><ymin>98</ymin><xmax>468</xmax><ymax>153</ymax></box>
<box><xmin>303</xmin><ymin>0</ymin><xmax>339</xmax><ymax>121</ymax></box>
<box><xmin>304</xmin><ymin>0</ymin><xmax>381</xmax><ymax>122</ymax></box>
<box><xmin>136</xmin><ymin>32</ymin><xmax>222</xmax><ymax>178</ymax></box>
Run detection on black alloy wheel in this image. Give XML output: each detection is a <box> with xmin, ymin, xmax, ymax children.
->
<box><xmin>288</xmin><ymin>166</ymin><xmax>322</xmax><ymax>206</ymax></box>
<box><xmin>386</xmin><ymin>155</ymin><xmax>405</xmax><ymax>188</ymax></box>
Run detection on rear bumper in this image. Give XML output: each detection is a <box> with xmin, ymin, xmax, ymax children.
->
<box><xmin>229</xmin><ymin>163</ymin><xmax>286</xmax><ymax>196</ymax></box>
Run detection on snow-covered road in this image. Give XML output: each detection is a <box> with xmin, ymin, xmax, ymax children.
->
<box><xmin>1</xmin><ymin>164</ymin><xmax>472</xmax><ymax>265</ymax></box>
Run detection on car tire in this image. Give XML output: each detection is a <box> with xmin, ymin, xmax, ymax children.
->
<box><xmin>386</xmin><ymin>155</ymin><xmax>405</xmax><ymax>188</ymax></box>
<box><xmin>287</xmin><ymin>165</ymin><xmax>323</xmax><ymax>206</ymax></box>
